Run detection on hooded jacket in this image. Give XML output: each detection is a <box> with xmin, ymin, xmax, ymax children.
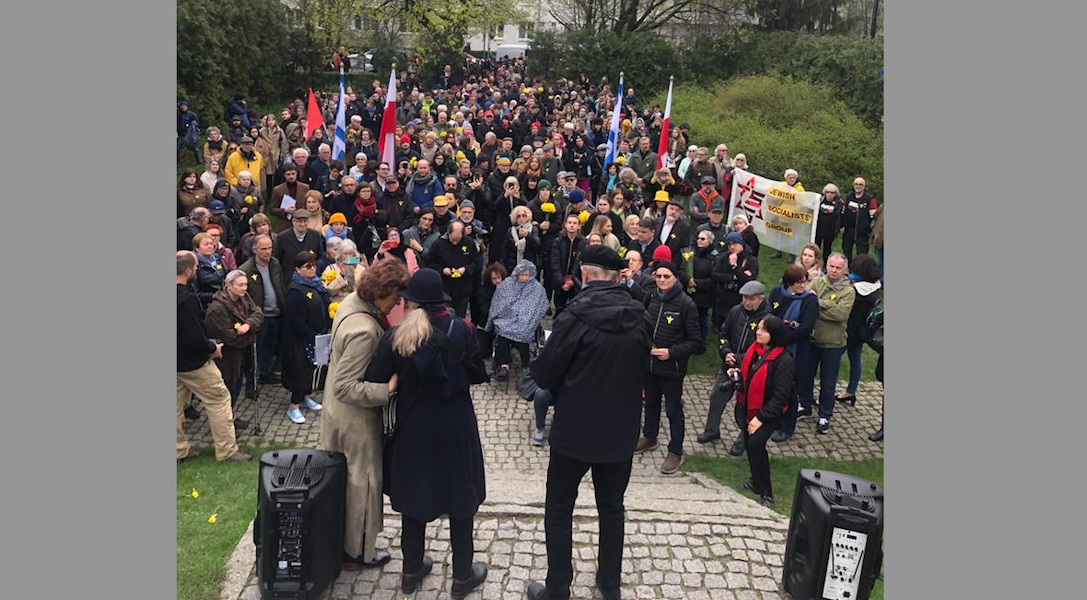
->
<box><xmin>487</xmin><ymin>261</ymin><xmax>549</xmax><ymax>343</ymax></box>
<box><xmin>846</xmin><ymin>280</ymin><xmax>882</xmax><ymax>347</ymax></box>
<box><xmin>529</xmin><ymin>282</ymin><xmax>651</xmax><ymax>463</ymax></box>
<box><xmin>717</xmin><ymin>298</ymin><xmax>771</xmax><ymax>364</ymax></box>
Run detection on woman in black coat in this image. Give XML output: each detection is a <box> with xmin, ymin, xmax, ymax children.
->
<box><xmin>364</xmin><ymin>268</ymin><xmax>488</xmax><ymax>598</ymax></box>
<box><xmin>686</xmin><ymin>230</ymin><xmax>719</xmax><ymax>345</ymax></box>
<box><xmin>728</xmin><ymin>316</ymin><xmax>795</xmax><ymax>509</ymax></box>
<box><xmin>281</xmin><ymin>251</ymin><xmax>330</xmax><ymax>425</ymax></box>
<box><xmin>814</xmin><ymin>184</ymin><xmax>844</xmax><ymax>261</ymax></box>
<box><xmin>711</xmin><ymin>232</ymin><xmax>759</xmax><ymax>326</ymax></box>
<box><xmin>767</xmin><ymin>265</ymin><xmax>820</xmax><ymax>443</ymax></box>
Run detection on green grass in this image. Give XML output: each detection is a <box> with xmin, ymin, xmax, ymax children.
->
<box><xmin>687</xmin><ymin>235</ymin><xmax>881</xmax><ymax>380</ymax></box>
<box><xmin>177</xmin><ymin>447</ymin><xmax>264</xmax><ymax>600</ymax></box>
<box><xmin>685</xmin><ymin>454</ymin><xmax>883</xmax><ymax>599</ymax></box>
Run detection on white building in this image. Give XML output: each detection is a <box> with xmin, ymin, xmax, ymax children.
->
<box><xmin>464</xmin><ymin>1</ymin><xmax>563</xmax><ymax>56</ymax></box>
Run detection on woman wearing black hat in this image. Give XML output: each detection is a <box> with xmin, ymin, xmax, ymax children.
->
<box><xmin>281</xmin><ymin>251</ymin><xmax>330</xmax><ymax>425</ymax></box>
<box><xmin>727</xmin><ymin>316</ymin><xmax>796</xmax><ymax>509</ymax></box>
<box><xmin>364</xmin><ymin>268</ymin><xmax>489</xmax><ymax>598</ymax></box>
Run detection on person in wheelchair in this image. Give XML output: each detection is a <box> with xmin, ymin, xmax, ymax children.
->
<box><xmin>485</xmin><ymin>260</ymin><xmax>549</xmax><ymax>381</ymax></box>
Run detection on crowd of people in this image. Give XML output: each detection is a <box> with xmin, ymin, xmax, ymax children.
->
<box><xmin>176</xmin><ymin>56</ymin><xmax>885</xmax><ymax>600</ymax></box>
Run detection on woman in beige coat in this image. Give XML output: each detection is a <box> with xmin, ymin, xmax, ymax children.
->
<box><xmin>319</xmin><ymin>257</ymin><xmax>410</xmax><ymax>568</ymax></box>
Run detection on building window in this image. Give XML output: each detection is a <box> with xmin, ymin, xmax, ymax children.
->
<box><xmin>518</xmin><ymin>23</ymin><xmax>534</xmax><ymax>40</ymax></box>
<box><xmin>355</xmin><ymin>16</ymin><xmax>362</xmax><ymax>30</ymax></box>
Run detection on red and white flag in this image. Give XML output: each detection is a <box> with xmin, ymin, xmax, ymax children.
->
<box><xmin>656</xmin><ymin>76</ymin><xmax>674</xmax><ymax>170</ymax></box>
<box><xmin>378</xmin><ymin>68</ymin><xmax>398</xmax><ymax>166</ymax></box>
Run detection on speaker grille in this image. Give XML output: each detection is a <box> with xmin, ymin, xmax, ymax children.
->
<box><xmin>270</xmin><ymin>451</ymin><xmax>330</xmax><ymax>490</ymax></box>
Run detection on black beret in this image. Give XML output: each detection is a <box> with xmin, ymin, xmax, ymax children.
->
<box><xmin>579</xmin><ymin>245</ymin><xmax>625</xmax><ymax>271</ymax></box>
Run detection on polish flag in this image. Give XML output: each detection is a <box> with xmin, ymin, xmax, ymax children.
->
<box><xmin>305</xmin><ymin>88</ymin><xmax>322</xmax><ymax>140</ymax></box>
<box><xmin>656</xmin><ymin>76</ymin><xmax>674</xmax><ymax>170</ymax></box>
<box><xmin>377</xmin><ymin>68</ymin><xmax>398</xmax><ymax>167</ymax></box>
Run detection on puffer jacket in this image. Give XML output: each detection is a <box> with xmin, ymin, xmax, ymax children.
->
<box><xmin>716</xmin><ymin>298</ymin><xmax>771</xmax><ymax>364</ymax></box>
<box><xmin>643</xmin><ymin>283</ymin><xmax>704</xmax><ymax>378</ymax></box>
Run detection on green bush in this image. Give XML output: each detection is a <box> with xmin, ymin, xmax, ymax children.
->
<box><xmin>656</xmin><ymin>75</ymin><xmax>883</xmax><ymax>198</ymax></box>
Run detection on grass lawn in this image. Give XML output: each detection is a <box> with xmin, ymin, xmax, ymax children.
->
<box><xmin>684</xmin><ymin>454</ymin><xmax>884</xmax><ymax>599</ymax></box>
<box><xmin>177</xmin><ymin>446</ymin><xmax>265</xmax><ymax>600</ymax></box>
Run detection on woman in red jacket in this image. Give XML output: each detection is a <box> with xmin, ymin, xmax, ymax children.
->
<box><xmin>728</xmin><ymin>315</ymin><xmax>795</xmax><ymax>509</ymax></box>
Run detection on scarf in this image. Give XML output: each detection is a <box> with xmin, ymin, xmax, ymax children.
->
<box><xmin>737</xmin><ymin>343</ymin><xmax>787</xmax><ymax>422</ymax></box>
<box><xmin>510</xmin><ymin>226</ymin><xmax>529</xmax><ymax>263</ymax></box>
<box><xmin>696</xmin><ymin>189</ymin><xmax>719</xmax><ymax>212</ymax></box>
<box><xmin>488</xmin><ymin>261</ymin><xmax>549</xmax><ymax>343</ymax></box>
<box><xmin>291</xmin><ymin>271</ymin><xmax>329</xmax><ymax>304</ymax></box>
<box><xmin>352</xmin><ymin>193</ymin><xmax>376</xmax><ymax>224</ymax></box>
<box><xmin>206</xmin><ymin>138</ymin><xmax>224</xmax><ymax>151</ymax></box>
<box><xmin>404</xmin><ymin>169</ymin><xmax>438</xmax><ymax>195</ymax></box>
<box><xmin>780</xmin><ymin>287</ymin><xmax>815</xmax><ymax>355</ymax></box>
<box><xmin>240</xmin><ymin>149</ymin><xmax>257</xmax><ymax>161</ymax></box>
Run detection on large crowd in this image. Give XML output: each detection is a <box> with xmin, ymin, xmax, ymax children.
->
<box><xmin>176</xmin><ymin>56</ymin><xmax>885</xmax><ymax>600</ymax></box>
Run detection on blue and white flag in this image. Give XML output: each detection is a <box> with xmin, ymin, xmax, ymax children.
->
<box><xmin>603</xmin><ymin>74</ymin><xmax>624</xmax><ymax>169</ymax></box>
<box><xmin>332</xmin><ymin>67</ymin><xmax>347</xmax><ymax>161</ymax></box>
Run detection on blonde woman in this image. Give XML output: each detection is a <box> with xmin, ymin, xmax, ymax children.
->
<box><xmin>501</xmin><ymin>205</ymin><xmax>540</xmax><ymax>274</ymax></box>
<box><xmin>590</xmin><ymin>214</ymin><xmax>621</xmax><ymax>252</ymax></box>
<box><xmin>303</xmin><ymin>190</ymin><xmax>330</xmax><ymax>231</ymax></box>
<box><xmin>363</xmin><ymin>268</ymin><xmax>489</xmax><ymax>598</ymax></box>
<box><xmin>200</xmin><ymin>157</ymin><xmax>226</xmax><ymax>194</ymax></box>
<box><xmin>794</xmin><ymin>243</ymin><xmax>824</xmax><ymax>282</ymax></box>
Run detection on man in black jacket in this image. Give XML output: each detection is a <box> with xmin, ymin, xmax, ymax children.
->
<box><xmin>549</xmin><ymin>214</ymin><xmax>585</xmax><ymax>317</ymax></box>
<box><xmin>698</xmin><ymin>281</ymin><xmax>770</xmax><ymax>455</ymax></box>
<box><xmin>272</xmin><ymin>209</ymin><xmax>323</xmax><ymax>286</ymax></box>
<box><xmin>637</xmin><ymin>259</ymin><xmax>705</xmax><ymax>475</ymax></box>
<box><xmin>655</xmin><ymin>199</ymin><xmax>692</xmax><ymax>269</ymax></box>
<box><xmin>527</xmin><ymin>246</ymin><xmax>650</xmax><ymax>600</ymax></box>
<box><xmin>427</xmin><ymin>221</ymin><xmax>478</xmax><ymax>317</ymax></box>
<box><xmin>841</xmin><ymin>177</ymin><xmax>878</xmax><ymax>262</ymax></box>
<box><xmin>177</xmin><ymin>251</ymin><xmax>250</xmax><ymax>463</ymax></box>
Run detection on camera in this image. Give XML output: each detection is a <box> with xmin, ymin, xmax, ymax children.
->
<box><xmin>718</xmin><ymin>369</ymin><xmax>743</xmax><ymax>394</ymax></box>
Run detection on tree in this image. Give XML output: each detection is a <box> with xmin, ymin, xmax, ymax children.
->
<box><xmin>547</xmin><ymin>0</ymin><xmax>706</xmax><ymax>34</ymax></box>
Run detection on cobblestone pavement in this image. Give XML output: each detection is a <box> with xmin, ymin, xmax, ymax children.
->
<box><xmin>194</xmin><ymin>368</ymin><xmax>884</xmax><ymax>600</ymax></box>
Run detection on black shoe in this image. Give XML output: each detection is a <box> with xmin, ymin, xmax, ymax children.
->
<box><xmin>184</xmin><ymin>406</ymin><xmax>201</xmax><ymax>420</ymax></box>
<box><xmin>259</xmin><ymin>373</ymin><xmax>280</xmax><ymax>384</ymax></box>
<box><xmin>596</xmin><ymin>579</ymin><xmax>621</xmax><ymax>600</ymax></box>
<box><xmin>496</xmin><ymin>365</ymin><xmax>509</xmax><ymax>381</ymax></box>
<box><xmin>837</xmin><ymin>393</ymin><xmax>857</xmax><ymax>407</ymax></box>
<box><xmin>527</xmin><ymin>581</ymin><xmax>548</xmax><ymax>600</ymax></box>
<box><xmin>233</xmin><ymin>418</ymin><xmax>249</xmax><ymax>430</ymax></box>
<box><xmin>770</xmin><ymin>430</ymin><xmax>793</xmax><ymax>443</ymax></box>
<box><xmin>451</xmin><ymin>562</ymin><xmax>488</xmax><ymax>599</ymax></box>
<box><xmin>245</xmin><ymin>384</ymin><xmax>257</xmax><ymax>397</ymax></box>
<box><xmin>869</xmin><ymin>428</ymin><xmax>884</xmax><ymax>442</ymax></box>
<box><xmin>342</xmin><ymin>549</ymin><xmax>391</xmax><ymax>570</ymax></box>
<box><xmin>696</xmin><ymin>432</ymin><xmax>720</xmax><ymax>444</ymax></box>
<box><xmin>758</xmin><ymin>495</ymin><xmax>775</xmax><ymax>509</ymax></box>
<box><xmin>401</xmin><ymin>556</ymin><xmax>434</xmax><ymax>594</ymax></box>
<box><xmin>796</xmin><ymin>405</ymin><xmax>813</xmax><ymax>420</ymax></box>
<box><xmin>729</xmin><ymin>433</ymin><xmax>746</xmax><ymax>456</ymax></box>
<box><xmin>739</xmin><ymin>480</ymin><xmax>755</xmax><ymax>492</ymax></box>
<box><xmin>817</xmin><ymin>418</ymin><xmax>831</xmax><ymax>434</ymax></box>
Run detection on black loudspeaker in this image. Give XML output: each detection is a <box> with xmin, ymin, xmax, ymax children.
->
<box><xmin>783</xmin><ymin>469</ymin><xmax>884</xmax><ymax>600</ymax></box>
<box><xmin>255</xmin><ymin>449</ymin><xmax>347</xmax><ymax>600</ymax></box>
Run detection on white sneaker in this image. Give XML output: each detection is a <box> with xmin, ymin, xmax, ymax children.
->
<box><xmin>302</xmin><ymin>398</ymin><xmax>323</xmax><ymax>411</ymax></box>
<box><xmin>287</xmin><ymin>408</ymin><xmax>306</xmax><ymax>424</ymax></box>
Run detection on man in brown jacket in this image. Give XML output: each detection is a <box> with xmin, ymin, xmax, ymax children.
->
<box><xmin>269</xmin><ymin>162</ymin><xmax>310</xmax><ymax>232</ymax></box>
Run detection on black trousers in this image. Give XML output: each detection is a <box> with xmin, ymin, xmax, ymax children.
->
<box><xmin>401</xmin><ymin>514</ymin><xmax>475</xmax><ymax>581</ymax></box>
<box><xmin>553</xmin><ymin>286</ymin><xmax>577</xmax><ymax>318</ymax></box>
<box><xmin>740</xmin><ymin>409</ymin><xmax>781</xmax><ymax>498</ymax></box>
<box><xmin>544</xmin><ymin>450</ymin><xmax>633</xmax><ymax>600</ymax></box>
<box><xmin>841</xmin><ymin>228</ymin><xmax>869</xmax><ymax>263</ymax></box>
<box><xmin>450</xmin><ymin>295</ymin><xmax>469</xmax><ymax>319</ymax></box>
<box><xmin>815</xmin><ymin>232</ymin><xmax>836</xmax><ymax>264</ymax></box>
<box><xmin>643</xmin><ymin>373</ymin><xmax>686</xmax><ymax>455</ymax></box>
<box><xmin>494</xmin><ymin>336</ymin><xmax>530</xmax><ymax>368</ymax></box>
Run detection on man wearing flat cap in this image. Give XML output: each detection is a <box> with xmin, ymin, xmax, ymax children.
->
<box><xmin>527</xmin><ymin>245</ymin><xmax>650</xmax><ymax>600</ymax></box>
<box><xmin>273</xmin><ymin>208</ymin><xmax>323</xmax><ymax>286</ymax></box>
<box><xmin>225</xmin><ymin>135</ymin><xmax>264</xmax><ymax>189</ymax></box>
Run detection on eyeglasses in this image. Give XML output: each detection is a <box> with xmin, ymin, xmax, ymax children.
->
<box><xmin>654</xmin><ymin>273</ymin><xmax>674</xmax><ymax>279</ymax></box>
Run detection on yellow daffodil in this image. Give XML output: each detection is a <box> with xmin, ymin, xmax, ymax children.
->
<box><xmin>540</xmin><ymin>202</ymin><xmax>556</xmax><ymax>213</ymax></box>
<box><xmin>208</xmin><ymin>513</ymin><xmax>217</xmax><ymax>524</ymax></box>
<box><xmin>682</xmin><ymin>251</ymin><xmax>694</xmax><ymax>262</ymax></box>
<box><xmin>244</xmin><ymin>195</ymin><xmax>255</xmax><ymax>205</ymax></box>
<box><xmin>617</xmin><ymin>246</ymin><xmax>627</xmax><ymax>258</ymax></box>
<box><xmin>321</xmin><ymin>270</ymin><xmax>337</xmax><ymax>284</ymax></box>
<box><xmin>191</xmin><ymin>488</ymin><xmax>199</xmax><ymax>499</ymax></box>
<box><xmin>451</xmin><ymin>270</ymin><xmax>463</xmax><ymax>278</ymax></box>
<box><xmin>328</xmin><ymin>302</ymin><xmax>340</xmax><ymax>319</ymax></box>
<box><xmin>578</xmin><ymin>210</ymin><xmax>590</xmax><ymax>224</ymax></box>
<box><xmin>409</xmin><ymin>156</ymin><xmax>418</xmax><ymax>168</ymax></box>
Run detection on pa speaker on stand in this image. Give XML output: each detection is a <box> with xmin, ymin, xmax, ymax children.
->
<box><xmin>783</xmin><ymin>469</ymin><xmax>884</xmax><ymax>600</ymax></box>
<box><xmin>255</xmin><ymin>449</ymin><xmax>347</xmax><ymax>600</ymax></box>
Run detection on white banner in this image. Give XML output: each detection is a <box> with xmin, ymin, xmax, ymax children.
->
<box><xmin>728</xmin><ymin>168</ymin><xmax>820</xmax><ymax>256</ymax></box>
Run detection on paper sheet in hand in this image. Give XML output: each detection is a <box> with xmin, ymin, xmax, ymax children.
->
<box><xmin>314</xmin><ymin>334</ymin><xmax>331</xmax><ymax>366</ymax></box>
<box><xmin>281</xmin><ymin>194</ymin><xmax>296</xmax><ymax>218</ymax></box>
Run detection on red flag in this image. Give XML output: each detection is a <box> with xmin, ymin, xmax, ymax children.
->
<box><xmin>377</xmin><ymin>68</ymin><xmax>398</xmax><ymax>166</ymax></box>
<box><xmin>305</xmin><ymin>88</ymin><xmax>321</xmax><ymax>140</ymax></box>
<box><xmin>656</xmin><ymin>77</ymin><xmax>674</xmax><ymax>170</ymax></box>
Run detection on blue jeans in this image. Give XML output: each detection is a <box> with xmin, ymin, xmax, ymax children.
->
<box><xmin>256</xmin><ymin>315</ymin><xmax>281</xmax><ymax>378</ymax></box>
<box><xmin>845</xmin><ymin>343</ymin><xmax>864</xmax><ymax>395</ymax></box>
<box><xmin>534</xmin><ymin>389</ymin><xmax>552</xmax><ymax>431</ymax></box>
<box><xmin>810</xmin><ymin>346</ymin><xmax>846</xmax><ymax>420</ymax></box>
<box><xmin>875</xmin><ymin>246</ymin><xmax>884</xmax><ymax>282</ymax></box>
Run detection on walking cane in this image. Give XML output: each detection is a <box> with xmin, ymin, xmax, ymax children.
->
<box><xmin>251</xmin><ymin>342</ymin><xmax>263</xmax><ymax>435</ymax></box>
